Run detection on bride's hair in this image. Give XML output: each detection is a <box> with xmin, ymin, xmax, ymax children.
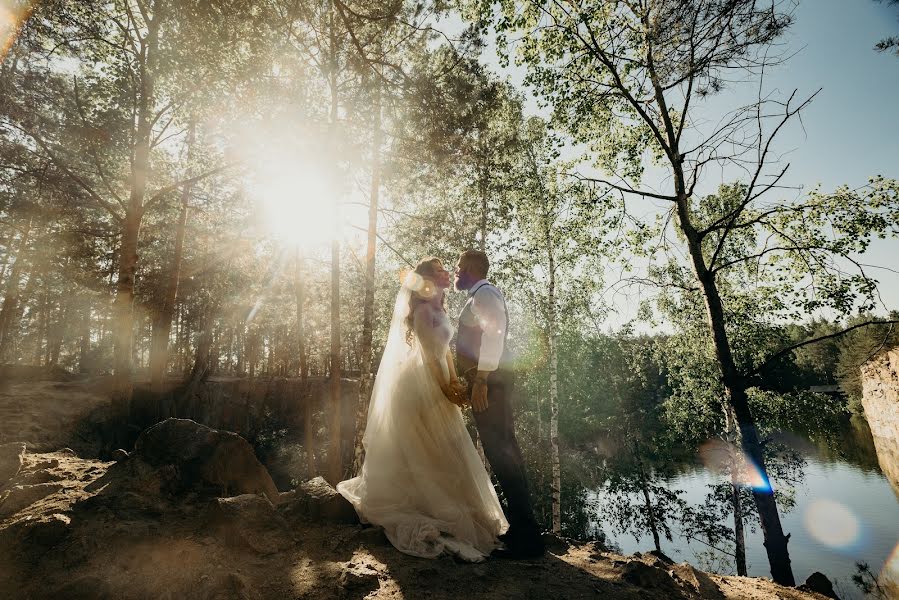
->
<box><xmin>405</xmin><ymin>257</ymin><xmax>447</xmax><ymax>346</ymax></box>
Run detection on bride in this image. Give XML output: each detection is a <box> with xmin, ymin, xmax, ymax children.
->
<box><xmin>337</xmin><ymin>257</ymin><xmax>508</xmax><ymax>562</ymax></box>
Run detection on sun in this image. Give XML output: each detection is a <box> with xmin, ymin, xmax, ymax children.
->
<box><xmin>247</xmin><ymin>137</ymin><xmax>340</xmax><ymax>248</ymax></box>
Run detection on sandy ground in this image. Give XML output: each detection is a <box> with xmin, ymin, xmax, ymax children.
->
<box><xmin>0</xmin><ymin>377</ymin><xmax>832</xmax><ymax>599</ymax></box>
<box><xmin>0</xmin><ymin>447</ymin><xmax>831</xmax><ymax>600</ymax></box>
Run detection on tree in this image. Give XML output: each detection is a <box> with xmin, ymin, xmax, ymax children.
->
<box><xmin>3</xmin><ymin>0</ymin><xmax>272</xmax><ymax>408</ymax></box>
<box><xmin>475</xmin><ymin>0</ymin><xmax>899</xmax><ymax>585</ymax></box>
<box><xmin>500</xmin><ymin>117</ymin><xmax>609</xmax><ymax>534</ymax></box>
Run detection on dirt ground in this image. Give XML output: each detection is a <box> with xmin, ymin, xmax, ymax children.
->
<box><xmin>0</xmin><ymin>377</ymin><xmax>832</xmax><ymax>599</ymax></box>
<box><xmin>0</xmin><ymin>447</ymin><xmax>831</xmax><ymax>600</ymax></box>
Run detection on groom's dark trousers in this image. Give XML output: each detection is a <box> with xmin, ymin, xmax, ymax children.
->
<box><xmin>470</xmin><ymin>371</ymin><xmax>541</xmax><ymax>541</ymax></box>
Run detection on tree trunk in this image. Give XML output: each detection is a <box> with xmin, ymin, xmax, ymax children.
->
<box><xmin>326</xmin><ymin>0</ymin><xmax>342</xmax><ymax>485</ymax></box>
<box><xmin>293</xmin><ymin>249</ymin><xmax>315</xmax><ymax>476</ymax></box>
<box><xmin>112</xmin><ymin>208</ymin><xmax>142</xmax><ymax>405</ymax></box>
<box><xmin>732</xmin><ymin>481</ymin><xmax>747</xmax><ymax>576</ymax></box>
<box><xmin>113</xmin><ymin>12</ymin><xmax>160</xmax><ymax>414</ymax></box>
<box><xmin>353</xmin><ymin>82</ymin><xmax>381</xmax><ymax>476</ymax></box>
<box><xmin>247</xmin><ymin>331</ymin><xmax>258</xmax><ymax>379</ymax></box>
<box><xmin>0</xmin><ymin>217</ymin><xmax>32</xmax><ymax>361</ymax></box>
<box><xmin>48</xmin><ymin>295</ymin><xmax>67</xmax><ymax>366</ymax></box>
<box><xmin>678</xmin><ymin>199</ymin><xmax>794</xmax><ymax>585</ymax></box>
<box><xmin>191</xmin><ymin>308</ymin><xmax>213</xmax><ymax>381</ymax></box>
<box><xmin>32</xmin><ymin>277</ymin><xmax>46</xmax><ymax>366</ymax></box>
<box><xmin>543</xmin><ymin>201</ymin><xmax>561</xmax><ymax>535</ymax></box>
<box><xmin>478</xmin><ymin>163</ymin><xmax>488</xmax><ymax>252</ymax></box>
<box><xmin>295</xmin><ymin>250</ymin><xmax>308</xmax><ymax>380</ymax></box>
<box><xmin>150</xmin><ymin>120</ymin><xmax>194</xmax><ymax>392</ymax></box>
<box><xmin>548</xmin><ymin>326</ymin><xmax>561</xmax><ymax>535</ymax></box>
<box><xmin>635</xmin><ymin>451</ymin><xmax>663</xmax><ymax>554</ymax></box>
<box><xmin>79</xmin><ymin>297</ymin><xmax>91</xmax><ymax>373</ymax></box>
<box><xmin>724</xmin><ymin>404</ymin><xmax>748</xmax><ymax>576</ymax></box>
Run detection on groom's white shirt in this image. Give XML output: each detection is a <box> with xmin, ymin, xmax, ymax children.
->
<box><xmin>463</xmin><ymin>279</ymin><xmax>507</xmax><ymax>372</ymax></box>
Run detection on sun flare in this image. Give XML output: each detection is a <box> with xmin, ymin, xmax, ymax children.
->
<box><xmin>247</xmin><ymin>140</ymin><xmax>339</xmax><ymax>247</ymax></box>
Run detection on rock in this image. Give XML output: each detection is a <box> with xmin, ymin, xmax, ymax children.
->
<box><xmin>111</xmin><ymin>448</ymin><xmax>130</xmax><ymax>461</ymax></box>
<box><xmin>648</xmin><ymin>549</ymin><xmax>674</xmax><ymax>565</ymax></box>
<box><xmin>0</xmin><ymin>441</ymin><xmax>26</xmax><ymax>485</ymax></box>
<box><xmin>541</xmin><ymin>532</ymin><xmax>569</xmax><ymax>553</ymax></box>
<box><xmin>670</xmin><ymin>563</ymin><xmax>723</xmax><ymax>599</ymax></box>
<box><xmin>798</xmin><ymin>571</ymin><xmax>839</xmax><ymax>599</ymax></box>
<box><xmin>212</xmin><ymin>494</ymin><xmax>293</xmax><ymax>555</ymax></box>
<box><xmin>338</xmin><ymin>561</ymin><xmax>380</xmax><ymax>599</ymax></box>
<box><xmin>130</xmin><ymin>418</ymin><xmax>280</xmax><ymax>504</ymax></box>
<box><xmin>354</xmin><ymin>525</ymin><xmax>389</xmax><ymax>547</ymax></box>
<box><xmin>293</xmin><ymin>477</ymin><xmax>358</xmax><ymax>524</ymax></box>
<box><xmin>0</xmin><ymin>482</ymin><xmax>63</xmax><ymax>517</ymax></box>
<box><xmin>27</xmin><ymin>513</ymin><xmax>72</xmax><ymax>548</ymax></box>
<box><xmin>33</xmin><ymin>458</ymin><xmax>60</xmax><ymax>470</ymax></box>
<box><xmin>84</xmin><ymin>456</ymin><xmax>174</xmax><ymax>504</ymax></box>
<box><xmin>621</xmin><ymin>560</ymin><xmax>685</xmax><ymax>598</ymax></box>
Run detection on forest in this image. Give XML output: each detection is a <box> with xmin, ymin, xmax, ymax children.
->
<box><xmin>1</xmin><ymin>0</ymin><xmax>898</xmax><ymax>596</ymax></box>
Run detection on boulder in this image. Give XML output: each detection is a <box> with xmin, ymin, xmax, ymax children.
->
<box><xmin>798</xmin><ymin>571</ymin><xmax>839</xmax><ymax>599</ymax></box>
<box><xmin>0</xmin><ymin>441</ymin><xmax>26</xmax><ymax>486</ymax></box>
<box><xmin>541</xmin><ymin>532</ymin><xmax>570</xmax><ymax>554</ymax></box>
<box><xmin>354</xmin><ymin>525</ymin><xmax>390</xmax><ymax>547</ymax></box>
<box><xmin>26</xmin><ymin>513</ymin><xmax>72</xmax><ymax>549</ymax></box>
<box><xmin>621</xmin><ymin>560</ymin><xmax>685</xmax><ymax>598</ymax></box>
<box><xmin>111</xmin><ymin>448</ymin><xmax>130</xmax><ymax>462</ymax></box>
<box><xmin>211</xmin><ymin>494</ymin><xmax>293</xmax><ymax>555</ymax></box>
<box><xmin>0</xmin><ymin>482</ymin><xmax>63</xmax><ymax>517</ymax></box>
<box><xmin>292</xmin><ymin>477</ymin><xmax>359</xmax><ymax>524</ymax></box>
<box><xmin>130</xmin><ymin>419</ymin><xmax>280</xmax><ymax>504</ymax></box>
<box><xmin>338</xmin><ymin>560</ymin><xmax>381</xmax><ymax>599</ymax></box>
<box><xmin>670</xmin><ymin>563</ymin><xmax>723</xmax><ymax>599</ymax></box>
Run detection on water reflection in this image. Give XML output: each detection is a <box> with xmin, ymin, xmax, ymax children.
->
<box><xmin>547</xmin><ymin>420</ymin><xmax>899</xmax><ymax>599</ymax></box>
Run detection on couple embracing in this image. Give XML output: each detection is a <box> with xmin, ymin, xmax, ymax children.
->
<box><xmin>337</xmin><ymin>250</ymin><xmax>545</xmax><ymax>562</ymax></box>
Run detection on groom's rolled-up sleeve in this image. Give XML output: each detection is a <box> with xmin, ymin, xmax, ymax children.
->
<box><xmin>471</xmin><ymin>287</ymin><xmax>507</xmax><ymax>372</ymax></box>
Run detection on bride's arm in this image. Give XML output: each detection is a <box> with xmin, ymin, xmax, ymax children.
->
<box><xmin>446</xmin><ymin>349</ymin><xmax>459</xmax><ymax>383</ymax></box>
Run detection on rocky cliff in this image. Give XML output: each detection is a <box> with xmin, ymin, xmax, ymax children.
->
<box><xmin>861</xmin><ymin>348</ymin><xmax>899</xmax><ymax>493</ymax></box>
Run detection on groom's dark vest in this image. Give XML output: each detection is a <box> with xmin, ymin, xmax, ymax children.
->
<box><xmin>457</xmin><ymin>282</ymin><xmax>511</xmax><ymax>380</ymax></box>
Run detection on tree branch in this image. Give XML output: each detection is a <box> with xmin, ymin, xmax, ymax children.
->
<box><xmin>748</xmin><ymin>319</ymin><xmax>899</xmax><ymax>378</ymax></box>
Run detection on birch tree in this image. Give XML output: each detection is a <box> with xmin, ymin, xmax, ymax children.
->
<box><xmin>501</xmin><ymin>117</ymin><xmax>609</xmax><ymax>535</ymax></box>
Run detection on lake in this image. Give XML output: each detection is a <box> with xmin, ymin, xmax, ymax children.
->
<box><xmin>586</xmin><ymin>420</ymin><xmax>899</xmax><ymax>599</ymax></box>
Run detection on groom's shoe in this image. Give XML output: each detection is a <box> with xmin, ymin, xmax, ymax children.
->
<box><xmin>490</xmin><ymin>543</ymin><xmax>544</xmax><ymax>560</ymax></box>
<box><xmin>491</xmin><ymin>533</ymin><xmax>545</xmax><ymax>560</ymax></box>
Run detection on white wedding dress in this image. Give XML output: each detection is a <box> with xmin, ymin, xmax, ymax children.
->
<box><xmin>337</xmin><ymin>278</ymin><xmax>508</xmax><ymax>561</ymax></box>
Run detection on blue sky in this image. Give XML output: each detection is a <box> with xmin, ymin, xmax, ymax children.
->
<box><xmin>468</xmin><ymin>0</ymin><xmax>899</xmax><ymax>319</ymax></box>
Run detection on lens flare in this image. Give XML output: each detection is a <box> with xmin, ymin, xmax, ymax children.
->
<box><xmin>697</xmin><ymin>439</ymin><xmax>771</xmax><ymax>492</ymax></box>
<box><xmin>2</xmin><ymin>3</ymin><xmax>34</xmax><ymax>61</ymax></box>
<box><xmin>402</xmin><ymin>271</ymin><xmax>424</xmax><ymax>292</ymax></box>
<box><xmin>880</xmin><ymin>543</ymin><xmax>899</xmax><ymax>591</ymax></box>
<box><xmin>804</xmin><ymin>499</ymin><xmax>860</xmax><ymax>549</ymax></box>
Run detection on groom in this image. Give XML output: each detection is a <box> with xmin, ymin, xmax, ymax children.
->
<box><xmin>454</xmin><ymin>249</ymin><xmax>545</xmax><ymax>559</ymax></box>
